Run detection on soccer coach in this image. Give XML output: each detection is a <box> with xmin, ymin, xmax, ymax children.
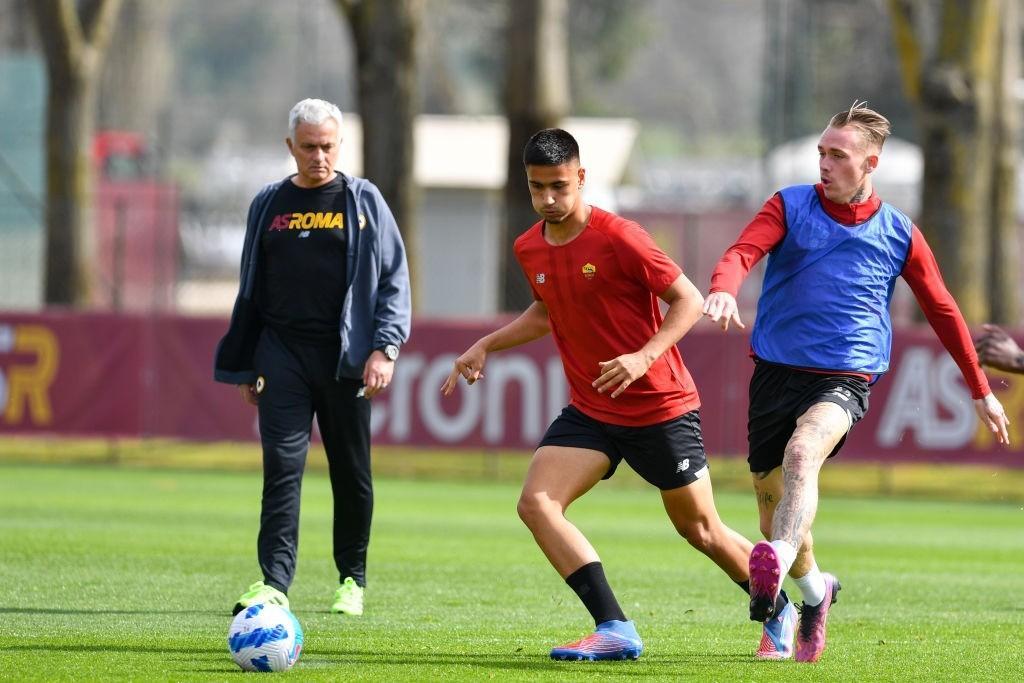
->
<box><xmin>214</xmin><ymin>98</ymin><xmax>411</xmax><ymax>618</ymax></box>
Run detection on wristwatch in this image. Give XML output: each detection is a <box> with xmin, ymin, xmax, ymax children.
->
<box><xmin>379</xmin><ymin>344</ymin><xmax>400</xmax><ymax>361</ymax></box>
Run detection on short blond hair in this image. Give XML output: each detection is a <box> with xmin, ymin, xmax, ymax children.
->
<box><xmin>828</xmin><ymin>100</ymin><xmax>891</xmax><ymax>150</ymax></box>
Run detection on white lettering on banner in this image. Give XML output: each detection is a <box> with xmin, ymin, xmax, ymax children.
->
<box><xmin>484</xmin><ymin>356</ymin><xmax>542</xmax><ymax>442</ymax></box>
<box><xmin>876</xmin><ymin>346</ymin><xmax>975</xmax><ymax>449</ymax></box>
<box><xmin>0</xmin><ymin>324</ymin><xmax>10</xmax><ymax>414</ymax></box>
<box><xmin>370</xmin><ymin>354</ymin><xmax>425</xmax><ymax>439</ymax></box>
<box><xmin>370</xmin><ymin>352</ymin><xmax>568</xmax><ymax>446</ymax></box>
<box><xmin>934</xmin><ymin>351</ymin><xmax>976</xmax><ymax>440</ymax></box>
<box><xmin>419</xmin><ymin>354</ymin><xmax>482</xmax><ymax>442</ymax></box>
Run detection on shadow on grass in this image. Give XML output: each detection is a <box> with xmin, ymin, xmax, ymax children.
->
<box><xmin>300</xmin><ymin>649</ymin><xmax>758</xmax><ymax>674</ymax></box>
<box><xmin>2</xmin><ymin>644</ymin><xmax>225</xmax><ymax>655</ymax></box>
<box><xmin>0</xmin><ymin>607</ymin><xmax>224</xmax><ymax>616</ymax></box>
<box><xmin>2</xmin><ymin>643</ymin><xmax>764</xmax><ymax>676</ymax></box>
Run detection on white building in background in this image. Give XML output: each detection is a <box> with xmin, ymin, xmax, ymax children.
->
<box><xmin>180</xmin><ymin>114</ymin><xmax>638</xmax><ymax>317</ymax></box>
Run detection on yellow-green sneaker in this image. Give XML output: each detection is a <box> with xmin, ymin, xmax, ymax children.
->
<box><xmin>330</xmin><ymin>577</ymin><xmax>364</xmax><ymax>616</ymax></box>
<box><xmin>232</xmin><ymin>580</ymin><xmax>289</xmax><ymax>616</ymax></box>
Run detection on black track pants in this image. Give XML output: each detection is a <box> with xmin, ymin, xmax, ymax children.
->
<box><xmin>254</xmin><ymin>327</ymin><xmax>372</xmax><ymax>591</ymax></box>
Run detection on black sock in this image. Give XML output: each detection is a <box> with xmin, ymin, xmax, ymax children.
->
<box><xmin>735</xmin><ymin>579</ymin><xmax>790</xmax><ymax>615</ymax></box>
<box><xmin>565</xmin><ymin>562</ymin><xmax>627</xmax><ymax>626</ymax></box>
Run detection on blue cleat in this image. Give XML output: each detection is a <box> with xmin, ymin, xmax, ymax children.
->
<box><xmin>550</xmin><ymin>619</ymin><xmax>644</xmax><ymax>661</ymax></box>
<box><xmin>757</xmin><ymin>600</ymin><xmax>797</xmax><ymax>659</ymax></box>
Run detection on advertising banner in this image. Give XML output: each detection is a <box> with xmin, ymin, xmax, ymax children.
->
<box><xmin>0</xmin><ymin>312</ymin><xmax>1019</xmax><ymax>467</ymax></box>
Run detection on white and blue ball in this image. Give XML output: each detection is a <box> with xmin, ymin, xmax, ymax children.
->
<box><xmin>227</xmin><ymin>603</ymin><xmax>303</xmax><ymax>672</ymax></box>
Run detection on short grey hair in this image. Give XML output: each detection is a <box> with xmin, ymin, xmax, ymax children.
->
<box><xmin>288</xmin><ymin>98</ymin><xmax>343</xmax><ymax>140</ymax></box>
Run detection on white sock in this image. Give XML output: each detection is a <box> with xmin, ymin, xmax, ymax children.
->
<box><xmin>793</xmin><ymin>564</ymin><xmax>827</xmax><ymax>606</ymax></box>
<box><xmin>769</xmin><ymin>540</ymin><xmax>798</xmax><ymax>576</ymax></box>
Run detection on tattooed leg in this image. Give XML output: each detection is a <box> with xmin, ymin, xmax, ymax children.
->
<box><xmin>771</xmin><ymin>402</ymin><xmax>849</xmax><ymax>551</ymax></box>
<box><xmin>752</xmin><ymin>467</ymin><xmax>815</xmax><ymax>577</ymax></box>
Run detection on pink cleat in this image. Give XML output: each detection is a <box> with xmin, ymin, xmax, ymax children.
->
<box><xmin>749</xmin><ymin>541</ymin><xmax>784</xmax><ymax>622</ymax></box>
<box><xmin>795</xmin><ymin>573</ymin><xmax>841</xmax><ymax>663</ymax></box>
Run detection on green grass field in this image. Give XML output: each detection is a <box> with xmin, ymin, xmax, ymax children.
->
<box><xmin>1</xmin><ymin>462</ymin><xmax>1022</xmax><ymax>681</ymax></box>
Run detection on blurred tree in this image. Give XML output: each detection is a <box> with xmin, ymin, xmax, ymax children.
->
<box><xmin>170</xmin><ymin>3</ymin><xmax>287</xmax><ymax>153</ymax></box>
<box><xmin>418</xmin><ymin>1</ymin><xmax>506</xmax><ymax>115</ymax></box>
<box><xmin>30</xmin><ymin>0</ymin><xmax>123</xmax><ymax>307</ymax></box>
<box><xmin>0</xmin><ymin>0</ymin><xmax>35</xmax><ymax>51</ymax></box>
<box><xmin>987</xmin><ymin>0</ymin><xmax>1020</xmax><ymax>325</ymax></box>
<box><xmin>764</xmin><ymin>1</ymin><xmax>917</xmax><ymax>151</ymax></box>
<box><xmin>762</xmin><ymin>0</ymin><xmax>815</xmax><ymax>151</ymax></box>
<box><xmin>501</xmin><ymin>0</ymin><xmax>570</xmax><ymax>312</ymax></box>
<box><xmin>416</xmin><ymin>0</ymin><xmax>649</xmax><ymax>118</ymax></box>
<box><xmin>890</xmin><ymin>0</ymin><xmax>1019</xmax><ymax>324</ymax></box>
<box><xmin>99</xmin><ymin>0</ymin><xmax>173</xmax><ymax>152</ymax></box>
<box><xmin>336</xmin><ymin>0</ymin><xmax>423</xmax><ymax>309</ymax></box>
<box><xmin>567</xmin><ymin>0</ymin><xmax>650</xmax><ymax>115</ymax></box>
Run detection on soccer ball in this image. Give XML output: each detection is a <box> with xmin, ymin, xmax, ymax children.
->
<box><xmin>227</xmin><ymin>603</ymin><xmax>304</xmax><ymax>672</ymax></box>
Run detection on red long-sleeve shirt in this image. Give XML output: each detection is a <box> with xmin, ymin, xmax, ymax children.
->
<box><xmin>710</xmin><ymin>184</ymin><xmax>990</xmax><ymax>400</ymax></box>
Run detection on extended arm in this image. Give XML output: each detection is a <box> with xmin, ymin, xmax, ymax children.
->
<box><xmin>902</xmin><ymin>227</ymin><xmax>1009</xmax><ymax>444</ymax></box>
<box><xmin>703</xmin><ymin>195</ymin><xmax>785</xmax><ymax>331</ymax></box>
<box><xmin>440</xmin><ymin>301</ymin><xmax>551</xmax><ymax>395</ymax></box>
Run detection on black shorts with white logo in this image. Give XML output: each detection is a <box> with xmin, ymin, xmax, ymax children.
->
<box><xmin>537</xmin><ymin>405</ymin><xmax>709</xmax><ymax>490</ymax></box>
<box><xmin>747</xmin><ymin>359</ymin><xmax>870</xmax><ymax>473</ymax></box>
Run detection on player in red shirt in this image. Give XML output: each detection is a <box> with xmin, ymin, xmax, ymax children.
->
<box><xmin>442</xmin><ymin>129</ymin><xmax>792</xmax><ymax>661</ymax></box>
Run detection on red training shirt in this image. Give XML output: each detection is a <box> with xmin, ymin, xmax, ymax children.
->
<box><xmin>709</xmin><ymin>184</ymin><xmax>990</xmax><ymax>400</ymax></box>
<box><xmin>514</xmin><ymin>206</ymin><xmax>700</xmax><ymax>426</ymax></box>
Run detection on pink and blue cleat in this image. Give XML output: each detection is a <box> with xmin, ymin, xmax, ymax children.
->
<box><xmin>550</xmin><ymin>620</ymin><xmax>644</xmax><ymax>661</ymax></box>
<box><xmin>749</xmin><ymin>541</ymin><xmax>784</xmax><ymax>622</ymax></box>
<box><xmin>756</xmin><ymin>600</ymin><xmax>797</xmax><ymax>659</ymax></box>
<box><xmin>795</xmin><ymin>573</ymin><xmax>841</xmax><ymax>663</ymax></box>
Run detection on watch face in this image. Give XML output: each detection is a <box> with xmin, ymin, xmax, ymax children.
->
<box><xmin>383</xmin><ymin>345</ymin><xmax>399</xmax><ymax>361</ymax></box>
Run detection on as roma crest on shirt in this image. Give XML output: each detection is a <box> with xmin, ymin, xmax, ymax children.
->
<box><xmin>581</xmin><ymin>263</ymin><xmax>597</xmax><ymax>279</ymax></box>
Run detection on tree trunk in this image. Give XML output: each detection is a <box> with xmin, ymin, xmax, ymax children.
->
<box><xmin>987</xmin><ymin>0</ymin><xmax>1020</xmax><ymax>325</ymax></box>
<box><xmin>337</xmin><ymin>0</ymin><xmax>422</xmax><ymax>311</ymax></box>
<box><xmin>890</xmin><ymin>0</ymin><xmax>1009</xmax><ymax>324</ymax></box>
<box><xmin>501</xmin><ymin>0</ymin><xmax>570</xmax><ymax>312</ymax></box>
<box><xmin>99</xmin><ymin>0</ymin><xmax>173</xmax><ymax>141</ymax></box>
<box><xmin>43</xmin><ymin>74</ymin><xmax>98</xmax><ymax>306</ymax></box>
<box><xmin>30</xmin><ymin>0</ymin><xmax>123</xmax><ymax>307</ymax></box>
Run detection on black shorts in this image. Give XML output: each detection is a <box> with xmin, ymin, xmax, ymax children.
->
<box><xmin>747</xmin><ymin>360</ymin><xmax>870</xmax><ymax>473</ymax></box>
<box><xmin>537</xmin><ymin>405</ymin><xmax>709</xmax><ymax>490</ymax></box>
